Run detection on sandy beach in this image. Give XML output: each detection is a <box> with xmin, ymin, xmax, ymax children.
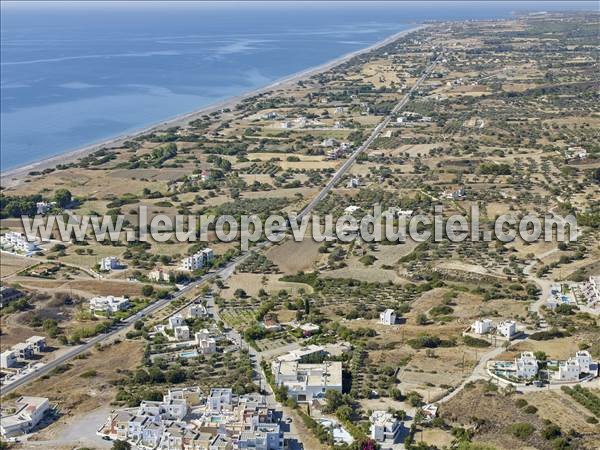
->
<box><xmin>1</xmin><ymin>24</ymin><xmax>423</xmax><ymax>187</ymax></box>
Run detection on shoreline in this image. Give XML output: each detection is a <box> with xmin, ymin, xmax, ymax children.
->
<box><xmin>1</xmin><ymin>23</ymin><xmax>424</xmax><ymax>186</ymax></box>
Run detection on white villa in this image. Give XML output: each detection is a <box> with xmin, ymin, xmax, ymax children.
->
<box><xmin>0</xmin><ymin>232</ymin><xmax>38</xmax><ymax>253</ymax></box>
<box><xmin>575</xmin><ymin>350</ymin><xmax>593</xmax><ymax>373</ymax></box>
<box><xmin>370</xmin><ymin>410</ymin><xmax>401</xmax><ymax>443</ymax></box>
<box><xmin>89</xmin><ymin>295</ymin><xmax>130</xmax><ymax>313</ymax></box>
<box><xmin>168</xmin><ymin>314</ymin><xmax>185</xmax><ymax>330</ymax></box>
<box><xmin>0</xmin><ymin>350</ymin><xmax>17</xmax><ymax>369</ymax></box>
<box><xmin>26</xmin><ymin>336</ymin><xmax>46</xmax><ymax>353</ymax></box>
<box><xmin>497</xmin><ymin>320</ymin><xmax>517</xmax><ymax>339</ymax></box>
<box><xmin>379</xmin><ymin>309</ymin><xmax>396</xmax><ymax>325</ymax></box>
<box><xmin>556</xmin><ymin>359</ymin><xmax>581</xmax><ymax>381</ymax></box>
<box><xmin>516</xmin><ymin>352</ymin><xmax>539</xmax><ymax>379</ymax></box>
<box><xmin>0</xmin><ymin>396</ymin><xmax>49</xmax><ymax>437</ymax></box>
<box><xmin>555</xmin><ymin>351</ymin><xmax>595</xmax><ymax>381</ymax></box>
<box><xmin>188</xmin><ymin>303</ymin><xmax>207</xmax><ymax>319</ymax></box>
<box><xmin>173</xmin><ymin>326</ymin><xmax>190</xmax><ymax>341</ymax></box>
<box><xmin>471</xmin><ymin>319</ymin><xmax>493</xmax><ymax>335</ymax></box>
<box><xmin>271</xmin><ymin>360</ymin><xmax>342</xmax><ymax>402</ymax></box>
<box><xmin>148</xmin><ymin>268</ymin><xmax>171</xmax><ymax>283</ymax></box>
<box><xmin>99</xmin><ymin>256</ymin><xmax>121</xmax><ymax>271</ymax></box>
<box><xmin>181</xmin><ymin>248</ymin><xmax>214</xmax><ymax>271</ymax></box>
<box><xmin>195</xmin><ymin>329</ymin><xmax>216</xmax><ymax>354</ymax></box>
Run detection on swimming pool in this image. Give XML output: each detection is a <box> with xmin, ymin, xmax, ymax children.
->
<box><xmin>179</xmin><ymin>350</ymin><xmax>198</xmax><ymax>359</ymax></box>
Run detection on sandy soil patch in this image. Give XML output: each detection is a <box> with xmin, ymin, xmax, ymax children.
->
<box><xmin>266</xmin><ymin>237</ymin><xmax>323</xmax><ymax>275</ymax></box>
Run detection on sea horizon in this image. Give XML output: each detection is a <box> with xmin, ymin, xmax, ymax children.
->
<box><xmin>1</xmin><ymin>1</ymin><xmax>596</xmax><ymax>171</ymax></box>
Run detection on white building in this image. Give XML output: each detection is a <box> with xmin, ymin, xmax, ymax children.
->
<box><xmin>556</xmin><ymin>359</ymin><xmax>581</xmax><ymax>381</ymax></box>
<box><xmin>347</xmin><ymin>178</ymin><xmax>360</xmax><ymax>188</ymax></box>
<box><xmin>99</xmin><ymin>256</ymin><xmax>120</xmax><ymax>271</ymax></box>
<box><xmin>272</xmin><ymin>360</ymin><xmax>342</xmax><ymax>402</ymax></box>
<box><xmin>36</xmin><ymin>202</ymin><xmax>54</xmax><ymax>215</ymax></box>
<box><xmin>0</xmin><ymin>350</ymin><xmax>17</xmax><ymax>369</ymax></box>
<box><xmin>168</xmin><ymin>314</ymin><xmax>185</xmax><ymax>330</ymax></box>
<box><xmin>11</xmin><ymin>342</ymin><xmax>34</xmax><ymax>360</ymax></box>
<box><xmin>471</xmin><ymin>319</ymin><xmax>493</xmax><ymax>335</ymax></box>
<box><xmin>0</xmin><ymin>232</ymin><xmax>38</xmax><ymax>253</ymax></box>
<box><xmin>25</xmin><ymin>336</ymin><xmax>46</xmax><ymax>353</ymax></box>
<box><xmin>208</xmin><ymin>388</ymin><xmax>233</xmax><ymax>412</ymax></box>
<box><xmin>238</xmin><ymin>423</ymin><xmax>282</xmax><ymax>450</ymax></box>
<box><xmin>0</xmin><ymin>396</ymin><xmax>49</xmax><ymax>437</ymax></box>
<box><xmin>99</xmin><ymin>388</ymin><xmax>282</xmax><ymax>450</ymax></box>
<box><xmin>580</xmin><ymin>276</ymin><xmax>599</xmax><ymax>308</ymax></box>
<box><xmin>567</xmin><ymin>146</ymin><xmax>587</xmax><ymax>159</ymax></box>
<box><xmin>379</xmin><ymin>309</ymin><xmax>396</xmax><ymax>325</ymax></box>
<box><xmin>574</xmin><ymin>350</ymin><xmax>593</xmax><ymax>373</ymax></box>
<box><xmin>188</xmin><ymin>303</ymin><xmax>207</xmax><ymax>319</ymax></box>
<box><xmin>195</xmin><ymin>329</ymin><xmax>216</xmax><ymax>354</ymax></box>
<box><xmin>276</xmin><ymin>345</ymin><xmax>327</xmax><ymax>363</ymax></box>
<box><xmin>89</xmin><ymin>295</ymin><xmax>130</xmax><ymax>313</ymax></box>
<box><xmin>497</xmin><ymin>320</ymin><xmax>517</xmax><ymax>339</ymax></box>
<box><xmin>148</xmin><ymin>268</ymin><xmax>171</xmax><ymax>283</ymax></box>
<box><xmin>181</xmin><ymin>248</ymin><xmax>214</xmax><ymax>271</ymax></box>
<box><xmin>173</xmin><ymin>326</ymin><xmax>190</xmax><ymax>341</ymax></box>
<box><xmin>370</xmin><ymin>410</ymin><xmax>401</xmax><ymax>443</ymax></box>
<box><xmin>515</xmin><ymin>352</ymin><xmax>538</xmax><ymax>379</ymax></box>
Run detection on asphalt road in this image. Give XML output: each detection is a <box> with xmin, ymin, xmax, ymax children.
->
<box><xmin>298</xmin><ymin>54</ymin><xmax>442</xmax><ymax>220</ymax></box>
<box><xmin>0</xmin><ymin>53</ymin><xmax>441</xmax><ymax>398</ymax></box>
<box><xmin>0</xmin><ymin>251</ymin><xmax>253</xmax><ymax>396</ymax></box>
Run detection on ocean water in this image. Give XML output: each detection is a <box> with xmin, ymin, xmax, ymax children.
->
<box><xmin>0</xmin><ymin>1</ymin><xmax>595</xmax><ymax>170</ymax></box>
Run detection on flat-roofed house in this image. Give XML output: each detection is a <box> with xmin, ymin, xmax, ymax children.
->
<box><xmin>575</xmin><ymin>350</ymin><xmax>593</xmax><ymax>373</ymax></box>
<box><xmin>370</xmin><ymin>410</ymin><xmax>401</xmax><ymax>443</ymax></box>
<box><xmin>497</xmin><ymin>320</ymin><xmax>517</xmax><ymax>339</ymax></box>
<box><xmin>515</xmin><ymin>352</ymin><xmax>538</xmax><ymax>379</ymax></box>
<box><xmin>89</xmin><ymin>295</ymin><xmax>130</xmax><ymax>313</ymax></box>
<box><xmin>0</xmin><ymin>396</ymin><xmax>49</xmax><ymax>437</ymax></box>
<box><xmin>0</xmin><ymin>350</ymin><xmax>17</xmax><ymax>368</ymax></box>
<box><xmin>11</xmin><ymin>342</ymin><xmax>33</xmax><ymax>360</ymax></box>
<box><xmin>173</xmin><ymin>325</ymin><xmax>190</xmax><ymax>341</ymax></box>
<box><xmin>471</xmin><ymin>319</ymin><xmax>493</xmax><ymax>335</ymax></box>
<box><xmin>272</xmin><ymin>361</ymin><xmax>342</xmax><ymax>402</ymax></box>
<box><xmin>26</xmin><ymin>336</ymin><xmax>46</xmax><ymax>353</ymax></box>
<box><xmin>556</xmin><ymin>358</ymin><xmax>581</xmax><ymax>381</ymax></box>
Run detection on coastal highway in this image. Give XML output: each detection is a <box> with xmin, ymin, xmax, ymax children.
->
<box><xmin>298</xmin><ymin>53</ymin><xmax>442</xmax><ymax>219</ymax></box>
<box><xmin>0</xmin><ymin>52</ymin><xmax>441</xmax><ymax>397</ymax></box>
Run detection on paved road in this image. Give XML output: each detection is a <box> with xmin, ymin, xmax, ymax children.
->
<box><xmin>297</xmin><ymin>53</ymin><xmax>442</xmax><ymax>220</ymax></box>
<box><xmin>0</xmin><ymin>250</ymin><xmax>255</xmax><ymax>397</ymax></box>
<box><xmin>0</xmin><ymin>53</ymin><xmax>442</xmax><ymax>399</ymax></box>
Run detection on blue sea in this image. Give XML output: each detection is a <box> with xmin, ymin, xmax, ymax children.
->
<box><xmin>1</xmin><ymin>1</ymin><xmax>595</xmax><ymax>170</ymax></box>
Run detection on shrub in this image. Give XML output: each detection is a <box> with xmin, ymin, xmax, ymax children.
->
<box><xmin>80</xmin><ymin>370</ymin><xmax>97</xmax><ymax>378</ymax></box>
<box><xmin>524</xmin><ymin>405</ymin><xmax>538</xmax><ymax>414</ymax></box>
<box><xmin>515</xmin><ymin>398</ymin><xmax>528</xmax><ymax>408</ymax></box>
<box><xmin>510</xmin><ymin>422</ymin><xmax>534</xmax><ymax>440</ymax></box>
<box><xmin>463</xmin><ymin>335</ymin><xmax>491</xmax><ymax>348</ymax></box>
<box><xmin>542</xmin><ymin>424</ymin><xmax>561</xmax><ymax>440</ymax></box>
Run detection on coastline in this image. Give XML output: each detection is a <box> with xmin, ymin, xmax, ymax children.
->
<box><xmin>1</xmin><ymin>24</ymin><xmax>424</xmax><ymax>186</ymax></box>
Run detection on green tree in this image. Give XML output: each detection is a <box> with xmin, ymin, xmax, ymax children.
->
<box><xmin>54</xmin><ymin>189</ymin><xmax>72</xmax><ymax>208</ymax></box>
<box><xmin>142</xmin><ymin>285</ymin><xmax>154</xmax><ymax>297</ymax></box>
